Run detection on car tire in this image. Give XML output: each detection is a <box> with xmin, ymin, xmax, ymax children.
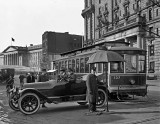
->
<box><xmin>96</xmin><ymin>89</ymin><xmax>107</xmax><ymax>107</ymax></box>
<box><xmin>9</xmin><ymin>96</ymin><xmax>19</xmax><ymax>111</ymax></box>
<box><xmin>18</xmin><ymin>93</ymin><xmax>40</xmax><ymax>115</ymax></box>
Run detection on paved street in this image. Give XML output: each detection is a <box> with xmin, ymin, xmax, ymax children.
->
<box><xmin>0</xmin><ymin>79</ymin><xmax>160</xmax><ymax>124</ymax></box>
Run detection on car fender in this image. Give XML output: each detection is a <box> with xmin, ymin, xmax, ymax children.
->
<box><xmin>20</xmin><ymin>88</ymin><xmax>52</xmax><ymax>103</ymax></box>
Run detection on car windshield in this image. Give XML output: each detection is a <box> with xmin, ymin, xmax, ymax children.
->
<box><xmin>47</xmin><ymin>71</ymin><xmax>58</xmax><ymax>80</ymax></box>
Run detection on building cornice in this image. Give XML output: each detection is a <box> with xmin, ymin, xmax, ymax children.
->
<box><xmin>81</xmin><ymin>5</ymin><xmax>95</xmax><ymax>18</ymax></box>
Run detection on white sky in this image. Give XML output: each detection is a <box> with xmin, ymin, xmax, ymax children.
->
<box><xmin>0</xmin><ymin>0</ymin><xmax>84</xmax><ymax>52</ymax></box>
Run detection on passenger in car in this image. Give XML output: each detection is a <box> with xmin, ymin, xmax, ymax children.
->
<box><xmin>57</xmin><ymin>68</ymin><xmax>68</xmax><ymax>82</ymax></box>
<box><xmin>67</xmin><ymin>68</ymin><xmax>76</xmax><ymax>83</ymax></box>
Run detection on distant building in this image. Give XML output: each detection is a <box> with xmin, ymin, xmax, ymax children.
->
<box><xmin>41</xmin><ymin>31</ymin><xmax>83</xmax><ymax>70</ymax></box>
<box><xmin>0</xmin><ymin>32</ymin><xmax>83</xmax><ymax>71</ymax></box>
<box><xmin>0</xmin><ymin>44</ymin><xmax>42</xmax><ymax>72</ymax></box>
<box><xmin>27</xmin><ymin>44</ymin><xmax>42</xmax><ymax>72</ymax></box>
<box><xmin>81</xmin><ymin>0</ymin><xmax>160</xmax><ymax>73</ymax></box>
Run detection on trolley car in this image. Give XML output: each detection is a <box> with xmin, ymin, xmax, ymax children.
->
<box><xmin>54</xmin><ymin>41</ymin><xmax>147</xmax><ymax>98</ymax></box>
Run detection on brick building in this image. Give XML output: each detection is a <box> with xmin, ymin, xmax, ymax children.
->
<box><xmin>81</xmin><ymin>0</ymin><xmax>160</xmax><ymax>75</ymax></box>
<box><xmin>41</xmin><ymin>31</ymin><xmax>83</xmax><ymax>70</ymax></box>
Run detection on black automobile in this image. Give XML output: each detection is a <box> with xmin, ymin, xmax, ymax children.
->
<box><xmin>8</xmin><ymin>74</ymin><xmax>107</xmax><ymax>115</ymax></box>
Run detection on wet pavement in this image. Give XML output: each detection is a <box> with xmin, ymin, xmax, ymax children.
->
<box><xmin>0</xmin><ymin>79</ymin><xmax>159</xmax><ymax>124</ymax></box>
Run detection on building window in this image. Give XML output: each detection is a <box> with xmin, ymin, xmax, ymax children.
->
<box><xmin>115</xmin><ymin>0</ymin><xmax>118</xmax><ymax>6</ymax></box>
<box><xmin>149</xmin><ymin>62</ymin><xmax>155</xmax><ymax>73</ymax></box>
<box><xmin>137</xmin><ymin>0</ymin><xmax>141</xmax><ymax>10</ymax></box>
<box><xmin>105</xmin><ymin>3</ymin><xmax>108</xmax><ymax>11</ymax></box>
<box><xmin>85</xmin><ymin>0</ymin><xmax>88</xmax><ymax>8</ymax></box>
<box><xmin>156</xmin><ymin>9</ymin><xmax>159</xmax><ymax>16</ymax></box>
<box><xmin>149</xmin><ymin>27</ymin><xmax>153</xmax><ymax>36</ymax></box>
<box><xmin>156</xmin><ymin>28</ymin><xmax>159</xmax><ymax>35</ymax></box>
<box><xmin>149</xmin><ymin>45</ymin><xmax>154</xmax><ymax>56</ymax></box>
<box><xmin>90</xmin><ymin>0</ymin><xmax>92</xmax><ymax>5</ymax></box>
<box><xmin>149</xmin><ymin>8</ymin><xmax>153</xmax><ymax>20</ymax></box>
<box><xmin>124</xmin><ymin>5</ymin><xmax>129</xmax><ymax>18</ymax></box>
<box><xmin>99</xmin><ymin>7</ymin><xmax>102</xmax><ymax>15</ymax></box>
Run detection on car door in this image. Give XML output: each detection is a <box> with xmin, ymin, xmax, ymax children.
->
<box><xmin>51</xmin><ymin>80</ymin><xmax>68</xmax><ymax>96</ymax></box>
<box><xmin>71</xmin><ymin>76</ymin><xmax>87</xmax><ymax>95</ymax></box>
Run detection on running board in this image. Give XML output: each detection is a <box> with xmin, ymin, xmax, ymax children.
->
<box><xmin>47</xmin><ymin>94</ymin><xmax>86</xmax><ymax>103</ymax></box>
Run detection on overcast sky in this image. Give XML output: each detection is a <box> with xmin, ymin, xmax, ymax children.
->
<box><xmin>0</xmin><ymin>0</ymin><xmax>84</xmax><ymax>52</ymax></box>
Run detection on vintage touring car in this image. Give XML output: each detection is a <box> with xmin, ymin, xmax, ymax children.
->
<box><xmin>8</xmin><ymin>74</ymin><xmax>107</xmax><ymax>115</ymax></box>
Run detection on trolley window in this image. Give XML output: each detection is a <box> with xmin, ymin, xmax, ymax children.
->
<box><xmin>68</xmin><ymin>60</ymin><xmax>72</xmax><ymax>69</ymax></box>
<box><xmin>59</xmin><ymin>62</ymin><xmax>61</xmax><ymax>71</ymax></box>
<box><xmin>55</xmin><ymin>62</ymin><xmax>58</xmax><ymax>70</ymax></box>
<box><xmin>110</xmin><ymin>62</ymin><xmax>124</xmax><ymax>73</ymax></box>
<box><xmin>80</xmin><ymin>58</ymin><xmax>85</xmax><ymax>73</ymax></box>
<box><xmin>72</xmin><ymin>59</ymin><xmax>75</xmax><ymax>72</ymax></box>
<box><xmin>76</xmin><ymin>59</ymin><xmax>80</xmax><ymax>73</ymax></box>
<box><xmin>139</xmin><ymin>55</ymin><xmax>145</xmax><ymax>73</ymax></box>
<box><xmin>65</xmin><ymin>60</ymin><xmax>67</xmax><ymax>69</ymax></box>
<box><xmin>98</xmin><ymin>63</ymin><xmax>103</xmax><ymax>73</ymax></box>
<box><xmin>62</xmin><ymin>61</ymin><xmax>64</xmax><ymax>68</ymax></box>
<box><xmin>125</xmin><ymin>55</ymin><xmax>137</xmax><ymax>73</ymax></box>
<box><xmin>85</xmin><ymin>57</ymin><xmax>89</xmax><ymax>73</ymax></box>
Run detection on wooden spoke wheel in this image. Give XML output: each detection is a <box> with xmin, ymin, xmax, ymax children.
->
<box><xmin>18</xmin><ymin>93</ymin><xmax>40</xmax><ymax>115</ymax></box>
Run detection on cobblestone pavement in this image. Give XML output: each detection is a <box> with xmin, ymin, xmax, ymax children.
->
<box><xmin>0</xmin><ymin>79</ymin><xmax>160</xmax><ymax>124</ymax></box>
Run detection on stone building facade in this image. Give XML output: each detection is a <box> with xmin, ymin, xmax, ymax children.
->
<box><xmin>81</xmin><ymin>0</ymin><xmax>160</xmax><ymax>74</ymax></box>
<box><xmin>0</xmin><ymin>44</ymin><xmax>42</xmax><ymax>72</ymax></box>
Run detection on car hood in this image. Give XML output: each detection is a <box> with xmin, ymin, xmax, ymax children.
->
<box><xmin>23</xmin><ymin>80</ymin><xmax>57</xmax><ymax>89</ymax></box>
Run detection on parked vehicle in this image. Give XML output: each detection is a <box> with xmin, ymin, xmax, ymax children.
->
<box><xmin>0</xmin><ymin>68</ymin><xmax>15</xmax><ymax>84</ymax></box>
<box><xmin>8</xmin><ymin>74</ymin><xmax>106</xmax><ymax>115</ymax></box>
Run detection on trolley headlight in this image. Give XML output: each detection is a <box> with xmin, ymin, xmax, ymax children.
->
<box><xmin>129</xmin><ymin>79</ymin><xmax>135</xmax><ymax>85</ymax></box>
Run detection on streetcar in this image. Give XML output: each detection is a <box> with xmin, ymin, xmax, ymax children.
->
<box><xmin>54</xmin><ymin>41</ymin><xmax>147</xmax><ymax>99</ymax></box>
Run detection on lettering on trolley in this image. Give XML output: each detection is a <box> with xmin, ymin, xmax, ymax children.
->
<box><xmin>113</xmin><ymin>76</ymin><xmax>120</xmax><ymax>80</ymax></box>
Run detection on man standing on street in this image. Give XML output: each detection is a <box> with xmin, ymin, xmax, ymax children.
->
<box><xmin>86</xmin><ymin>67</ymin><xmax>98</xmax><ymax>113</ymax></box>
